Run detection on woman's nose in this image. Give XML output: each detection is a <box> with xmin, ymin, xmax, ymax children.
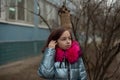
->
<box><xmin>66</xmin><ymin>39</ymin><xmax>70</xmax><ymax>43</ymax></box>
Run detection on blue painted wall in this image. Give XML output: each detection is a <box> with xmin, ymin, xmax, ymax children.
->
<box><xmin>0</xmin><ymin>22</ymin><xmax>50</xmax><ymax>42</ymax></box>
<box><xmin>0</xmin><ymin>0</ymin><xmax>51</xmax><ymax>65</ymax></box>
<box><xmin>0</xmin><ymin>22</ymin><xmax>50</xmax><ymax>65</ymax></box>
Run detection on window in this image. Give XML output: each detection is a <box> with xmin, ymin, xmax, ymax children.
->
<box><xmin>0</xmin><ymin>0</ymin><xmax>1</xmax><ymax>18</ymax></box>
<box><xmin>8</xmin><ymin>0</ymin><xmax>16</xmax><ymax>20</ymax></box>
<box><xmin>26</xmin><ymin>0</ymin><xmax>34</xmax><ymax>23</ymax></box>
<box><xmin>0</xmin><ymin>0</ymin><xmax>6</xmax><ymax>20</ymax></box>
<box><xmin>17</xmin><ymin>0</ymin><xmax>25</xmax><ymax>20</ymax></box>
<box><xmin>39</xmin><ymin>0</ymin><xmax>47</xmax><ymax>25</ymax></box>
<box><xmin>39</xmin><ymin>0</ymin><xmax>58</xmax><ymax>27</ymax></box>
<box><xmin>7</xmin><ymin>0</ymin><xmax>34</xmax><ymax>24</ymax></box>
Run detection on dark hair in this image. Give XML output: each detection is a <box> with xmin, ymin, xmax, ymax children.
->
<box><xmin>42</xmin><ymin>28</ymin><xmax>73</xmax><ymax>53</ymax></box>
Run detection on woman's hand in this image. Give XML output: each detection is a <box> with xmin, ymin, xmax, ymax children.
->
<box><xmin>48</xmin><ymin>40</ymin><xmax>57</xmax><ymax>48</ymax></box>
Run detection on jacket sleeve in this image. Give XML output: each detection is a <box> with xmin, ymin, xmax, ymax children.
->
<box><xmin>79</xmin><ymin>58</ymin><xmax>88</xmax><ymax>80</ymax></box>
<box><xmin>38</xmin><ymin>48</ymin><xmax>55</xmax><ymax>78</ymax></box>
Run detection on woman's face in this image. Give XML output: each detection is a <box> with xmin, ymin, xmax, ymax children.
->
<box><xmin>57</xmin><ymin>31</ymin><xmax>72</xmax><ymax>50</ymax></box>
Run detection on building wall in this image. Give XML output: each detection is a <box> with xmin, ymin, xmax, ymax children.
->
<box><xmin>0</xmin><ymin>22</ymin><xmax>50</xmax><ymax>65</ymax></box>
<box><xmin>0</xmin><ymin>0</ymin><xmax>59</xmax><ymax>65</ymax></box>
<box><xmin>0</xmin><ymin>22</ymin><xmax>49</xmax><ymax>42</ymax></box>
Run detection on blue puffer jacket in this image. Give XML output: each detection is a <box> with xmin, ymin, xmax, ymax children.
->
<box><xmin>38</xmin><ymin>48</ymin><xmax>87</xmax><ymax>80</ymax></box>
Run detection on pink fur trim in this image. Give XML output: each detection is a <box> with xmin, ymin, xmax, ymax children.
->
<box><xmin>55</xmin><ymin>41</ymin><xmax>82</xmax><ymax>64</ymax></box>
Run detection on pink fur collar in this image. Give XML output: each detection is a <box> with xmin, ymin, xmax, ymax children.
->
<box><xmin>55</xmin><ymin>40</ymin><xmax>82</xmax><ymax>64</ymax></box>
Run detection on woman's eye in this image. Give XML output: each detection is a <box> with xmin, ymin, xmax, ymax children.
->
<box><xmin>61</xmin><ymin>38</ymin><xmax>66</xmax><ymax>41</ymax></box>
<box><xmin>60</xmin><ymin>37</ymin><xmax>71</xmax><ymax>41</ymax></box>
<box><xmin>69</xmin><ymin>37</ymin><xmax>72</xmax><ymax>40</ymax></box>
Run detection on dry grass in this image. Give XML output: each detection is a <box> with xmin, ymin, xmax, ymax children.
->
<box><xmin>0</xmin><ymin>55</ymin><xmax>45</xmax><ymax>80</ymax></box>
<box><xmin>1</xmin><ymin>52</ymin><xmax>119</xmax><ymax>80</ymax></box>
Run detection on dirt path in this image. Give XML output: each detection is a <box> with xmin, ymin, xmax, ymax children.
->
<box><xmin>0</xmin><ymin>55</ymin><xmax>45</xmax><ymax>80</ymax></box>
<box><xmin>1</xmin><ymin>54</ymin><xmax>120</xmax><ymax>80</ymax></box>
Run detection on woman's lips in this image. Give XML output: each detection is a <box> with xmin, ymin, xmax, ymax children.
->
<box><xmin>65</xmin><ymin>45</ymin><xmax>71</xmax><ymax>48</ymax></box>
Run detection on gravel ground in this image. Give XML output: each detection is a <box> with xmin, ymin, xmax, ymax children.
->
<box><xmin>0</xmin><ymin>55</ymin><xmax>45</xmax><ymax>80</ymax></box>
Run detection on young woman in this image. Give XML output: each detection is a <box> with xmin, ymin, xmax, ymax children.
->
<box><xmin>38</xmin><ymin>28</ymin><xmax>87</xmax><ymax>80</ymax></box>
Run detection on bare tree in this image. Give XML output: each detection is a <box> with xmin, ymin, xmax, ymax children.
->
<box><xmin>1</xmin><ymin>0</ymin><xmax>120</xmax><ymax>80</ymax></box>
<box><xmin>70</xmin><ymin>0</ymin><xmax>120</xmax><ymax>80</ymax></box>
